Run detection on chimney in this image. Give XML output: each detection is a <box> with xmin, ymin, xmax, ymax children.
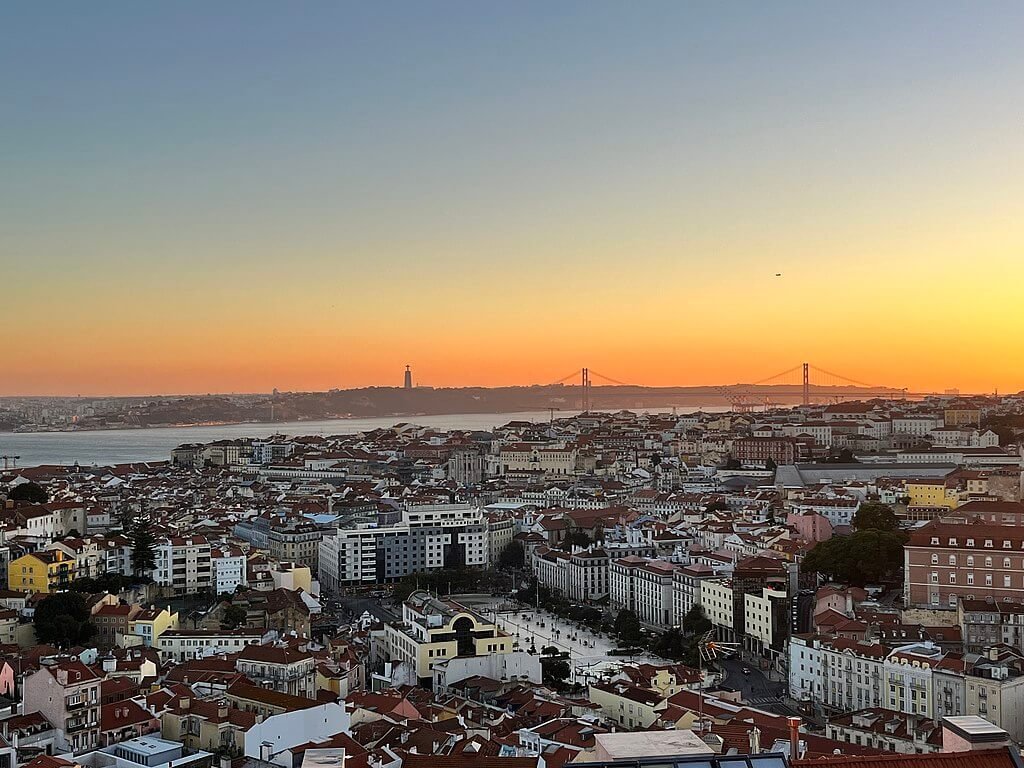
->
<box><xmin>788</xmin><ymin>717</ymin><xmax>802</xmax><ymax>761</ymax></box>
<box><xmin>941</xmin><ymin>716</ymin><xmax>1010</xmax><ymax>752</ymax></box>
<box><xmin>220</xmin><ymin>758</ymin><xmax>231</xmax><ymax>768</ymax></box>
<box><xmin>748</xmin><ymin>725</ymin><xmax>761</xmax><ymax>755</ymax></box>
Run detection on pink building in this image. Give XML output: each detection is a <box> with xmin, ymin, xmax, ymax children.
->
<box><xmin>787</xmin><ymin>510</ymin><xmax>833</xmax><ymax>543</ymax></box>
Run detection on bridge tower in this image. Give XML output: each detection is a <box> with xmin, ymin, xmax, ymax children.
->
<box><xmin>802</xmin><ymin>362</ymin><xmax>810</xmax><ymax>406</ymax></box>
<box><xmin>581</xmin><ymin>368</ymin><xmax>591</xmax><ymax>413</ymax></box>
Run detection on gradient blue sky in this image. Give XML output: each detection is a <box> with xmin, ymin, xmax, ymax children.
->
<box><xmin>3</xmin><ymin>2</ymin><xmax>1024</xmax><ymax>395</ymax></box>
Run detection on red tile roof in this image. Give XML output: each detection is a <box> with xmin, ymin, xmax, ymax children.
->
<box><xmin>794</xmin><ymin>747</ymin><xmax>1019</xmax><ymax>768</ymax></box>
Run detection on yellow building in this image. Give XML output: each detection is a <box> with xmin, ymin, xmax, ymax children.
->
<box><xmin>9</xmin><ymin>550</ymin><xmax>75</xmax><ymax>593</ymax></box>
<box><xmin>588</xmin><ymin>681</ymin><xmax>665</xmax><ymax>730</ymax></box>
<box><xmin>945</xmin><ymin>404</ymin><xmax>981</xmax><ymax>427</ymax></box>
<box><xmin>379</xmin><ymin>590</ymin><xmax>514</xmax><ymax>686</ymax></box>
<box><xmin>128</xmin><ymin>607</ymin><xmax>179</xmax><ymax>648</ymax></box>
<box><xmin>904</xmin><ymin>479</ymin><xmax>959</xmax><ymax>510</ymax></box>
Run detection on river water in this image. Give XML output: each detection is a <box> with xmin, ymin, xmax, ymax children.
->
<box><xmin>0</xmin><ymin>407</ymin><xmax>723</xmax><ymax>468</ymax></box>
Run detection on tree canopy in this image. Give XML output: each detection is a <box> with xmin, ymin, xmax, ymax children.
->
<box><xmin>682</xmin><ymin>604</ymin><xmax>712</xmax><ymax>635</ymax></box>
<box><xmin>220</xmin><ymin>604</ymin><xmax>248</xmax><ymax>630</ymax></box>
<box><xmin>564</xmin><ymin>529</ymin><xmax>592</xmax><ymax>549</ymax></box>
<box><xmin>801</xmin><ymin>529</ymin><xmax>907</xmax><ymax>586</ymax></box>
<box><xmin>497</xmin><ymin>541</ymin><xmax>525</xmax><ymax>569</ymax></box>
<box><xmin>34</xmin><ymin>592</ymin><xmax>95</xmax><ymax>648</ymax></box>
<box><xmin>9</xmin><ymin>482</ymin><xmax>48</xmax><ymax>504</ymax></box>
<box><xmin>614</xmin><ymin>608</ymin><xmax>643</xmax><ymax>647</ymax></box>
<box><xmin>852</xmin><ymin>502</ymin><xmax>900</xmax><ymax>532</ymax></box>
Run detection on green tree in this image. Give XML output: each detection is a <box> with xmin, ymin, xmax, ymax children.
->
<box><xmin>34</xmin><ymin>592</ymin><xmax>95</xmax><ymax>648</ymax></box>
<box><xmin>542</xmin><ymin>657</ymin><xmax>571</xmax><ymax>687</ymax></box>
<box><xmin>220</xmin><ymin>604</ymin><xmax>248</xmax><ymax>630</ymax></box>
<box><xmin>765</xmin><ymin>457</ymin><xmax>778</xmax><ymax>472</ymax></box>
<box><xmin>497</xmin><ymin>541</ymin><xmax>525</xmax><ymax>569</ymax></box>
<box><xmin>852</xmin><ymin>502</ymin><xmax>899</xmax><ymax>532</ymax></box>
<box><xmin>564</xmin><ymin>529</ymin><xmax>592</xmax><ymax>549</ymax></box>
<box><xmin>682</xmin><ymin>604</ymin><xmax>712</xmax><ymax>635</ymax></box>
<box><xmin>131</xmin><ymin>524</ymin><xmax>157</xmax><ymax>577</ymax></box>
<box><xmin>9</xmin><ymin>482</ymin><xmax>47</xmax><ymax>504</ymax></box>
<box><xmin>802</xmin><ymin>529</ymin><xmax>908</xmax><ymax>586</ymax></box>
<box><xmin>614</xmin><ymin>608</ymin><xmax>643</xmax><ymax>647</ymax></box>
<box><xmin>652</xmin><ymin>627</ymin><xmax>701</xmax><ymax>665</ymax></box>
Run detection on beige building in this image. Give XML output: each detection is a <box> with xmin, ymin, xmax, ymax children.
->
<box><xmin>376</xmin><ymin>590</ymin><xmax>514</xmax><ymax>686</ymax></box>
<box><xmin>22</xmin><ymin>659</ymin><xmax>101</xmax><ymax>753</ymax></box>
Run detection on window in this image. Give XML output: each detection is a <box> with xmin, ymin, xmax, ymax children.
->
<box><xmin>986</xmin><ymin>557</ymin><xmax>993</xmax><ymax>568</ymax></box>
<box><xmin>968</xmin><ymin>556</ymin><xmax>975</xmax><ymax>566</ymax></box>
<box><xmin>931</xmin><ymin>554</ymin><xmax>939</xmax><ymax>565</ymax></box>
<box><xmin>1005</xmin><ymin>558</ymin><xmax>1012</xmax><ymax>569</ymax></box>
<box><xmin>950</xmin><ymin>573</ymin><xmax>957</xmax><ymax>584</ymax></box>
<box><xmin>949</xmin><ymin>555</ymin><xmax>957</xmax><ymax>565</ymax></box>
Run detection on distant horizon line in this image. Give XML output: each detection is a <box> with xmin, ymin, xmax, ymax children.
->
<box><xmin>0</xmin><ymin>381</ymin><xmax>993</xmax><ymax>400</ymax></box>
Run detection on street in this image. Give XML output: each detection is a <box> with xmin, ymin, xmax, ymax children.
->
<box><xmin>717</xmin><ymin>657</ymin><xmax>786</xmax><ymax>707</ymax></box>
<box><xmin>333</xmin><ymin>594</ymin><xmax>400</xmax><ymax>624</ymax></box>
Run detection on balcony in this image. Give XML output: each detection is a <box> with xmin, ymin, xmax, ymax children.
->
<box><xmin>65</xmin><ymin>718</ymin><xmax>96</xmax><ymax>733</ymax></box>
<box><xmin>66</xmin><ymin>697</ymin><xmax>85</xmax><ymax>710</ymax></box>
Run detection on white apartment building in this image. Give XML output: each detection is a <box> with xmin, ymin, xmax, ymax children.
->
<box><xmin>632</xmin><ymin>560</ymin><xmax>677</xmax><ymax>627</ymax></box>
<box><xmin>701</xmin><ymin>578</ymin><xmax>735</xmax><ymax>639</ymax></box>
<box><xmin>884</xmin><ymin>643</ymin><xmax>943</xmax><ymax>718</ymax></box>
<box><xmin>532</xmin><ymin>546</ymin><xmax>571</xmax><ymax>595</ymax></box>
<box><xmin>893</xmin><ymin>416</ymin><xmax>943</xmax><ymax>437</ymax></box>
<box><xmin>670</xmin><ymin>563</ymin><xmax>721</xmax><ymax>627</ymax></box>
<box><xmin>487</xmin><ymin>516</ymin><xmax>515</xmax><ymax>563</ymax></box>
<box><xmin>319</xmin><ymin>504</ymin><xmax>489</xmax><ymax>590</ymax></box>
<box><xmin>156</xmin><ymin>629</ymin><xmax>263</xmax><ymax>662</ymax></box>
<box><xmin>567</xmin><ymin>548</ymin><xmax>610</xmax><ymax>601</ymax></box>
<box><xmin>789</xmin><ymin>496</ymin><xmax>861</xmax><ymax>527</ymax></box>
<box><xmin>744</xmin><ymin>586</ymin><xmax>787</xmax><ymax>656</ymax></box>
<box><xmin>154</xmin><ymin>536</ymin><xmax>213</xmax><ymax>595</ymax></box>
<box><xmin>212</xmin><ymin>547</ymin><xmax>247</xmax><ymax>595</ymax></box>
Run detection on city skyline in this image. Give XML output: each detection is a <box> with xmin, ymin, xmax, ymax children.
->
<box><xmin>4</xmin><ymin>2</ymin><xmax>1024</xmax><ymax>396</ymax></box>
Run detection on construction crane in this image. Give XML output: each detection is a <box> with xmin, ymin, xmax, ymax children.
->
<box><xmin>0</xmin><ymin>456</ymin><xmax>20</xmax><ymax>470</ymax></box>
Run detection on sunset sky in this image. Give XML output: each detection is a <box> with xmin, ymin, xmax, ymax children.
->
<box><xmin>3</xmin><ymin>2</ymin><xmax>1024</xmax><ymax>396</ymax></box>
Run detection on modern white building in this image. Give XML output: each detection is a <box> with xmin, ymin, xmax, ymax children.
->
<box><xmin>154</xmin><ymin>536</ymin><xmax>213</xmax><ymax>595</ymax></box>
<box><xmin>156</xmin><ymin>629</ymin><xmax>263</xmax><ymax>662</ymax></box>
<box><xmin>211</xmin><ymin>546</ymin><xmax>247</xmax><ymax>595</ymax></box>
<box><xmin>319</xmin><ymin>504</ymin><xmax>489</xmax><ymax>589</ymax></box>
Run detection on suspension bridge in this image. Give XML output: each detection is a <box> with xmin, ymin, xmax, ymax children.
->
<box><xmin>545</xmin><ymin>362</ymin><xmax>918</xmax><ymax>412</ymax></box>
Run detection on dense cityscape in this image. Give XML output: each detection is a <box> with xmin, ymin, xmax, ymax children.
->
<box><xmin>8</xmin><ymin>4</ymin><xmax>1024</xmax><ymax>768</ymax></box>
<box><xmin>1</xmin><ymin>394</ymin><xmax>1024</xmax><ymax>768</ymax></box>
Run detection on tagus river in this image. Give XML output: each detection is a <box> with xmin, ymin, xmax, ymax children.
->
<box><xmin>4</xmin><ymin>409</ymin><xmax>704</xmax><ymax>468</ymax></box>
<box><xmin>0</xmin><ymin>411</ymin><xmax>575</xmax><ymax>468</ymax></box>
